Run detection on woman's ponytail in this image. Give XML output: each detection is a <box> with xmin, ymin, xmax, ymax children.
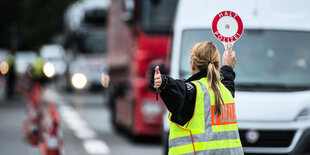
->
<box><xmin>207</xmin><ymin>63</ymin><xmax>224</xmax><ymax>116</ymax></box>
<box><xmin>191</xmin><ymin>41</ymin><xmax>224</xmax><ymax>116</ymax></box>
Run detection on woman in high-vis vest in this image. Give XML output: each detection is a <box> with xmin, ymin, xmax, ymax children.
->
<box><xmin>154</xmin><ymin>41</ymin><xmax>243</xmax><ymax>155</ymax></box>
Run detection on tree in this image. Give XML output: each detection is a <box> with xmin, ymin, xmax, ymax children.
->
<box><xmin>0</xmin><ymin>0</ymin><xmax>78</xmax><ymax>51</ymax></box>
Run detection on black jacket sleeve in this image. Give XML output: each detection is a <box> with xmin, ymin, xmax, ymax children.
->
<box><xmin>220</xmin><ymin>66</ymin><xmax>236</xmax><ymax>97</ymax></box>
<box><xmin>159</xmin><ymin>66</ymin><xmax>235</xmax><ymax>126</ymax></box>
<box><xmin>159</xmin><ymin>76</ymin><xmax>196</xmax><ymax>125</ymax></box>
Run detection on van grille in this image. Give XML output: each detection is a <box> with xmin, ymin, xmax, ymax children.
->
<box><xmin>239</xmin><ymin>130</ymin><xmax>295</xmax><ymax>147</ymax></box>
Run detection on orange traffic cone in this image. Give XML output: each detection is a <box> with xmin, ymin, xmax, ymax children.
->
<box><xmin>40</xmin><ymin>104</ymin><xmax>63</xmax><ymax>155</ymax></box>
<box><xmin>22</xmin><ymin>82</ymin><xmax>43</xmax><ymax>146</ymax></box>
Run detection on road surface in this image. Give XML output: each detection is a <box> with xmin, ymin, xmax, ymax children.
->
<box><xmin>0</xmin><ymin>87</ymin><xmax>163</xmax><ymax>155</ymax></box>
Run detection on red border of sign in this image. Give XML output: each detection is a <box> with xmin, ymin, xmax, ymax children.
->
<box><xmin>212</xmin><ymin>10</ymin><xmax>243</xmax><ymax>43</ymax></box>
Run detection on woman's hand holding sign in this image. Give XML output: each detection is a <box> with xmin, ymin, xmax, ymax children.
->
<box><xmin>222</xmin><ymin>43</ymin><xmax>237</xmax><ymax>68</ymax></box>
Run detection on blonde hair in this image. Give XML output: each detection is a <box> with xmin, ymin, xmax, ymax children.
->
<box><xmin>190</xmin><ymin>41</ymin><xmax>224</xmax><ymax>116</ymax></box>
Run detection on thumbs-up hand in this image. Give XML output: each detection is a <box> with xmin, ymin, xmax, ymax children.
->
<box><xmin>101</xmin><ymin>73</ymin><xmax>110</xmax><ymax>88</ymax></box>
<box><xmin>222</xmin><ymin>43</ymin><xmax>237</xmax><ymax>68</ymax></box>
<box><xmin>154</xmin><ymin>66</ymin><xmax>162</xmax><ymax>89</ymax></box>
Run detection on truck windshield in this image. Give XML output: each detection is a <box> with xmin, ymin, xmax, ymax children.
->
<box><xmin>180</xmin><ymin>29</ymin><xmax>310</xmax><ymax>88</ymax></box>
<box><xmin>140</xmin><ymin>0</ymin><xmax>178</xmax><ymax>34</ymax></box>
<box><xmin>77</xmin><ymin>31</ymin><xmax>106</xmax><ymax>54</ymax></box>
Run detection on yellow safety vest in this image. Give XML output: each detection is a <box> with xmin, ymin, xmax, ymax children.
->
<box><xmin>32</xmin><ymin>57</ymin><xmax>44</xmax><ymax>80</ymax></box>
<box><xmin>168</xmin><ymin>77</ymin><xmax>243</xmax><ymax>155</ymax></box>
<box><xmin>7</xmin><ymin>54</ymin><xmax>15</xmax><ymax>73</ymax></box>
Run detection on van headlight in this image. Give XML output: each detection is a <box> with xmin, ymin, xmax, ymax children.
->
<box><xmin>296</xmin><ymin>108</ymin><xmax>310</xmax><ymax>120</ymax></box>
<box><xmin>71</xmin><ymin>73</ymin><xmax>87</xmax><ymax>89</ymax></box>
<box><xmin>43</xmin><ymin>62</ymin><xmax>56</xmax><ymax>78</ymax></box>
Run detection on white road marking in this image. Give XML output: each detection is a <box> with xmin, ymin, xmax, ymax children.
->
<box><xmin>60</xmin><ymin>105</ymin><xmax>96</xmax><ymax>139</ymax></box>
<box><xmin>83</xmin><ymin>139</ymin><xmax>111</xmax><ymax>155</ymax></box>
<box><xmin>75</xmin><ymin>126</ymin><xmax>97</xmax><ymax>139</ymax></box>
<box><xmin>55</xmin><ymin>90</ymin><xmax>111</xmax><ymax>155</ymax></box>
<box><xmin>27</xmin><ymin>146</ymin><xmax>40</xmax><ymax>155</ymax></box>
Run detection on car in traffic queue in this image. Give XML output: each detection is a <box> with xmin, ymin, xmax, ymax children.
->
<box><xmin>0</xmin><ymin>49</ymin><xmax>9</xmax><ymax>76</ymax></box>
<box><xmin>163</xmin><ymin>0</ymin><xmax>310</xmax><ymax>154</ymax></box>
<box><xmin>15</xmin><ymin>51</ymin><xmax>37</xmax><ymax>76</ymax></box>
<box><xmin>0</xmin><ymin>49</ymin><xmax>9</xmax><ymax>99</ymax></box>
<box><xmin>40</xmin><ymin>44</ymin><xmax>66</xmax><ymax>79</ymax></box>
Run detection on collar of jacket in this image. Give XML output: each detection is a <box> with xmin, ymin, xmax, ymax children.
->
<box><xmin>185</xmin><ymin>70</ymin><xmax>207</xmax><ymax>83</ymax></box>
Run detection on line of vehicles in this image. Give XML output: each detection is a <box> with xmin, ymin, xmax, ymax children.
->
<box><xmin>0</xmin><ymin>0</ymin><xmax>110</xmax><ymax>98</ymax></box>
<box><xmin>1</xmin><ymin>0</ymin><xmax>309</xmax><ymax>154</ymax></box>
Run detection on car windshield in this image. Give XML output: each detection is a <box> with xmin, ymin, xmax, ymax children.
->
<box><xmin>180</xmin><ymin>29</ymin><xmax>310</xmax><ymax>88</ymax></box>
<box><xmin>140</xmin><ymin>0</ymin><xmax>178</xmax><ymax>34</ymax></box>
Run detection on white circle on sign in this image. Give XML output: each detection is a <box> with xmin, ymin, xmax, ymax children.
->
<box><xmin>217</xmin><ymin>16</ymin><xmax>238</xmax><ymax>37</ymax></box>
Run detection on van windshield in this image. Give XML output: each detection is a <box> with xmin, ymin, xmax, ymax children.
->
<box><xmin>180</xmin><ymin>29</ymin><xmax>310</xmax><ymax>89</ymax></box>
<box><xmin>140</xmin><ymin>0</ymin><xmax>178</xmax><ymax>34</ymax></box>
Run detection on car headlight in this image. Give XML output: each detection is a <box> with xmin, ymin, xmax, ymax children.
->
<box><xmin>71</xmin><ymin>73</ymin><xmax>87</xmax><ymax>89</ymax></box>
<box><xmin>296</xmin><ymin>107</ymin><xmax>310</xmax><ymax>120</ymax></box>
<box><xmin>142</xmin><ymin>100</ymin><xmax>163</xmax><ymax>118</ymax></box>
<box><xmin>0</xmin><ymin>61</ymin><xmax>9</xmax><ymax>75</ymax></box>
<box><xmin>43</xmin><ymin>62</ymin><xmax>55</xmax><ymax>78</ymax></box>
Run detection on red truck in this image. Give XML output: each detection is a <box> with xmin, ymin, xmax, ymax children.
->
<box><xmin>106</xmin><ymin>0</ymin><xmax>177</xmax><ymax>138</ymax></box>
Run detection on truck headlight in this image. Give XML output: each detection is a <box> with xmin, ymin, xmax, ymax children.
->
<box><xmin>296</xmin><ymin>107</ymin><xmax>310</xmax><ymax>120</ymax></box>
<box><xmin>142</xmin><ymin>100</ymin><xmax>163</xmax><ymax>118</ymax></box>
<box><xmin>71</xmin><ymin>73</ymin><xmax>87</xmax><ymax>89</ymax></box>
<box><xmin>43</xmin><ymin>62</ymin><xmax>55</xmax><ymax>78</ymax></box>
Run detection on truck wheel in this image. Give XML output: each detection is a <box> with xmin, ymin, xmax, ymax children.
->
<box><xmin>129</xmin><ymin>100</ymin><xmax>140</xmax><ymax>142</ymax></box>
<box><xmin>129</xmin><ymin>123</ymin><xmax>140</xmax><ymax>142</ymax></box>
<box><xmin>111</xmin><ymin>97</ymin><xmax>121</xmax><ymax>133</ymax></box>
<box><xmin>129</xmin><ymin>132</ymin><xmax>140</xmax><ymax>142</ymax></box>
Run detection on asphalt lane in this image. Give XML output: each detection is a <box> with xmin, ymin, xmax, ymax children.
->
<box><xmin>0</xmin><ymin>97</ymin><xmax>40</xmax><ymax>155</ymax></box>
<box><xmin>0</xmin><ymin>88</ymin><xmax>162</xmax><ymax>155</ymax></box>
<box><xmin>56</xmin><ymin>90</ymin><xmax>163</xmax><ymax>155</ymax></box>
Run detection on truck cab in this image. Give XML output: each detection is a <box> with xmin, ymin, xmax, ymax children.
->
<box><xmin>64</xmin><ymin>0</ymin><xmax>109</xmax><ymax>90</ymax></box>
<box><xmin>165</xmin><ymin>0</ymin><xmax>310</xmax><ymax>154</ymax></box>
<box><xmin>107</xmin><ymin>0</ymin><xmax>178</xmax><ymax>137</ymax></box>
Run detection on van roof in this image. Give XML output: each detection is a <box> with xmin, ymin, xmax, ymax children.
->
<box><xmin>175</xmin><ymin>0</ymin><xmax>310</xmax><ymax>31</ymax></box>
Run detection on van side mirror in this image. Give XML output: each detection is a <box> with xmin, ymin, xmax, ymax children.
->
<box><xmin>147</xmin><ymin>61</ymin><xmax>166</xmax><ymax>91</ymax></box>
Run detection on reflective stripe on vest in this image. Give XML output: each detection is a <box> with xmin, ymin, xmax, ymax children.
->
<box><xmin>168</xmin><ymin>78</ymin><xmax>243</xmax><ymax>155</ymax></box>
<box><xmin>179</xmin><ymin>145</ymin><xmax>243</xmax><ymax>155</ymax></box>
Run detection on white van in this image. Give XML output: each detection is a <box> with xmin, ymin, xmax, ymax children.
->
<box><xmin>163</xmin><ymin>0</ymin><xmax>310</xmax><ymax>154</ymax></box>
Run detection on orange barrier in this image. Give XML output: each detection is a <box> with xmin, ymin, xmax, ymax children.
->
<box><xmin>23</xmin><ymin>82</ymin><xmax>42</xmax><ymax>146</ymax></box>
<box><xmin>22</xmin><ymin>82</ymin><xmax>63</xmax><ymax>155</ymax></box>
